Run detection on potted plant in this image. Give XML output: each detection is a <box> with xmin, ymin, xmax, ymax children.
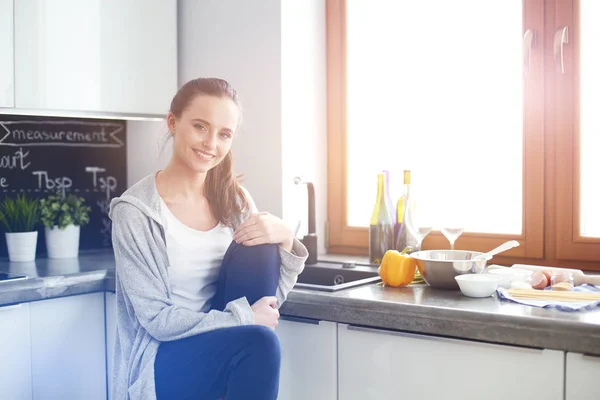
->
<box><xmin>40</xmin><ymin>193</ymin><xmax>91</xmax><ymax>259</ymax></box>
<box><xmin>0</xmin><ymin>194</ymin><xmax>40</xmax><ymax>262</ymax></box>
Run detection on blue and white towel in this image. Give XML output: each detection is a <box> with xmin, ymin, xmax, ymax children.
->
<box><xmin>497</xmin><ymin>284</ymin><xmax>600</xmax><ymax>311</ymax></box>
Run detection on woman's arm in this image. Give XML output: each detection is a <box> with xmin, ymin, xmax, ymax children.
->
<box><xmin>111</xmin><ymin>202</ymin><xmax>254</xmax><ymax>342</ymax></box>
<box><xmin>275</xmin><ymin>238</ymin><xmax>308</xmax><ymax>307</ymax></box>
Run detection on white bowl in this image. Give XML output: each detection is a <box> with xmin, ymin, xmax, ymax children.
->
<box><xmin>487</xmin><ymin>268</ymin><xmax>533</xmax><ymax>289</ymax></box>
<box><xmin>454</xmin><ymin>274</ymin><xmax>503</xmax><ymax>298</ymax></box>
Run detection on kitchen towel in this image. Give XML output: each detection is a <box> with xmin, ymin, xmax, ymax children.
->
<box><xmin>496</xmin><ymin>284</ymin><xmax>600</xmax><ymax>311</ymax></box>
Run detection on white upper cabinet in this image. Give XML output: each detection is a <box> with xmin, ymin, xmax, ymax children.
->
<box><xmin>14</xmin><ymin>0</ymin><xmax>177</xmax><ymax>115</ymax></box>
<box><xmin>0</xmin><ymin>0</ymin><xmax>14</xmax><ymax>107</ymax></box>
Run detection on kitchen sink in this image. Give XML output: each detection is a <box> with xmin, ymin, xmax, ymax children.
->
<box><xmin>294</xmin><ymin>261</ymin><xmax>381</xmax><ymax>292</ymax></box>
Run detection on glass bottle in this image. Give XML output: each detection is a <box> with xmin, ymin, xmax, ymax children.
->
<box><xmin>395</xmin><ymin>170</ymin><xmax>425</xmax><ymax>283</ymax></box>
<box><xmin>369</xmin><ymin>172</ymin><xmax>394</xmax><ymax>264</ymax></box>
<box><xmin>395</xmin><ymin>170</ymin><xmax>411</xmax><ymax>251</ymax></box>
<box><xmin>383</xmin><ymin>170</ymin><xmax>397</xmax><ymax>228</ymax></box>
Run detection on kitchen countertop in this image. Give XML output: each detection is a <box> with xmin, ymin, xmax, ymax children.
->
<box><xmin>0</xmin><ymin>250</ymin><xmax>113</xmax><ymax>306</ymax></box>
<box><xmin>1</xmin><ymin>251</ymin><xmax>599</xmax><ymax>356</ymax></box>
<box><xmin>282</xmin><ymin>284</ymin><xmax>600</xmax><ymax>355</ymax></box>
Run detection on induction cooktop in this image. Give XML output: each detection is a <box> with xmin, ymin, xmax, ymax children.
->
<box><xmin>0</xmin><ymin>272</ymin><xmax>28</xmax><ymax>283</ymax></box>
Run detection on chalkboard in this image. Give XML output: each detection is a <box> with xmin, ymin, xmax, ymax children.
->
<box><xmin>0</xmin><ymin>114</ymin><xmax>127</xmax><ymax>258</ymax></box>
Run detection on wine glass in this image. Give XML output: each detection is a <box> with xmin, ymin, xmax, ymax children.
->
<box><xmin>412</xmin><ymin>226</ymin><xmax>433</xmax><ymax>252</ymax></box>
<box><xmin>441</xmin><ymin>227</ymin><xmax>464</xmax><ymax>250</ymax></box>
<box><xmin>405</xmin><ymin>205</ymin><xmax>433</xmax><ymax>252</ymax></box>
<box><xmin>404</xmin><ymin>205</ymin><xmax>432</xmax><ymax>284</ymax></box>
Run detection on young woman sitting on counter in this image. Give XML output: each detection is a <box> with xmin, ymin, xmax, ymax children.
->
<box><xmin>109</xmin><ymin>77</ymin><xmax>308</xmax><ymax>400</ymax></box>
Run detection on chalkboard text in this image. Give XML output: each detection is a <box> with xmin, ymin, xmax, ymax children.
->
<box><xmin>0</xmin><ymin>120</ymin><xmax>124</xmax><ymax>148</ymax></box>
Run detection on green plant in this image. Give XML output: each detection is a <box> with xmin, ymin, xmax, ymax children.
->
<box><xmin>39</xmin><ymin>193</ymin><xmax>91</xmax><ymax>229</ymax></box>
<box><xmin>0</xmin><ymin>194</ymin><xmax>40</xmax><ymax>233</ymax></box>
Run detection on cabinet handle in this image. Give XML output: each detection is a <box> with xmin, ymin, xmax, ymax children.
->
<box><xmin>0</xmin><ymin>303</ymin><xmax>23</xmax><ymax>312</ymax></box>
<box><xmin>554</xmin><ymin>26</ymin><xmax>569</xmax><ymax>74</ymax></box>
<box><xmin>280</xmin><ymin>315</ymin><xmax>320</xmax><ymax>325</ymax></box>
<box><xmin>345</xmin><ymin>324</ymin><xmax>544</xmax><ymax>353</ymax></box>
<box><xmin>523</xmin><ymin>29</ymin><xmax>535</xmax><ymax>78</ymax></box>
<box><xmin>581</xmin><ymin>353</ymin><xmax>600</xmax><ymax>360</ymax></box>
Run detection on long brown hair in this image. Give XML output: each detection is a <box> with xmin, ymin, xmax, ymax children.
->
<box><xmin>169</xmin><ymin>78</ymin><xmax>250</xmax><ymax>225</ymax></box>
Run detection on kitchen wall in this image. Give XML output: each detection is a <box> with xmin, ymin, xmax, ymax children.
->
<box><xmin>128</xmin><ymin>0</ymin><xmax>328</xmax><ymax>253</ymax></box>
<box><xmin>281</xmin><ymin>0</ymin><xmax>327</xmax><ymax>246</ymax></box>
<box><xmin>126</xmin><ymin>120</ymin><xmax>171</xmax><ymax>186</ymax></box>
<box><xmin>178</xmin><ymin>0</ymin><xmax>284</xmax><ymax>216</ymax></box>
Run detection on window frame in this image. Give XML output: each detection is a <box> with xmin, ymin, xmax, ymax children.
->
<box><xmin>554</xmin><ymin>0</ymin><xmax>600</xmax><ymax>263</ymax></box>
<box><xmin>326</xmin><ymin>0</ymin><xmax>600</xmax><ymax>270</ymax></box>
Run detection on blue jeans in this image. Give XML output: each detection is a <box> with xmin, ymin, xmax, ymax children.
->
<box><xmin>154</xmin><ymin>242</ymin><xmax>282</xmax><ymax>400</ymax></box>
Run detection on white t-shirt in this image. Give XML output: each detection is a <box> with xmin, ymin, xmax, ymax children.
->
<box><xmin>159</xmin><ymin>198</ymin><xmax>234</xmax><ymax>312</ymax></box>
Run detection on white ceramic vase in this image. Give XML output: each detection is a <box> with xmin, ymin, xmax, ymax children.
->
<box><xmin>45</xmin><ymin>224</ymin><xmax>80</xmax><ymax>259</ymax></box>
<box><xmin>5</xmin><ymin>231</ymin><xmax>38</xmax><ymax>262</ymax></box>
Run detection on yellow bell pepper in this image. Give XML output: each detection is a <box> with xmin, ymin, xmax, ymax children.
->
<box><xmin>378</xmin><ymin>247</ymin><xmax>417</xmax><ymax>287</ymax></box>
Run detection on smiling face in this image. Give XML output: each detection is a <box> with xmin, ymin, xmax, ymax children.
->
<box><xmin>168</xmin><ymin>94</ymin><xmax>240</xmax><ymax>174</ymax></box>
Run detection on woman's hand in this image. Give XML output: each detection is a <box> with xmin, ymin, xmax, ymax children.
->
<box><xmin>251</xmin><ymin>296</ymin><xmax>279</xmax><ymax>329</ymax></box>
<box><xmin>234</xmin><ymin>212</ymin><xmax>294</xmax><ymax>252</ymax></box>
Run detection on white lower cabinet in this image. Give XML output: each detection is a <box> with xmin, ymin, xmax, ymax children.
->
<box><xmin>566</xmin><ymin>352</ymin><xmax>600</xmax><ymax>400</ymax></box>
<box><xmin>2</xmin><ymin>291</ymin><xmax>593</xmax><ymax>400</ymax></box>
<box><xmin>338</xmin><ymin>323</ymin><xmax>564</xmax><ymax>400</ymax></box>
<box><xmin>30</xmin><ymin>293</ymin><xmax>107</xmax><ymax>400</ymax></box>
<box><xmin>276</xmin><ymin>317</ymin><xmax>337</xmax><ymax>400</ymax></box>
<box><xmin>0</xmin><ymin>303</ymin><xmax>33</xmax><ymax>400</ymax></box>
<box><xmin>105</xmin><ymin>292</ymin><xmax>117</xmax><ymax>400</ymax></box>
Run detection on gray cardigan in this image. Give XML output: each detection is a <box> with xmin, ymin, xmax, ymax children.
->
<box><xmin>108</xmin><ymin>174</ymin><xmax>308</xmax><ymax>400</ymax></box>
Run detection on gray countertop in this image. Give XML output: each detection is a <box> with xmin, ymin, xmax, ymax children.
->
<box><xmin>0</xmin><ymin>250</ymin><xmax>114</xmax><ymax>306</ymax></box>
<box><xmin>1</xmin><ymin>251</ymin><xmax>599</xmax><ymax>355</ymax></box>
<box><xmin>282</xmin><ymin>284</ymin><xmax>600</xmax><ymax>355</ymax></box>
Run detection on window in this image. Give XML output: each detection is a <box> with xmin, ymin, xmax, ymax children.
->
<box><xmin>554</xmin><ymin>0</ymin><xmax>600</xmax><ymax>264</ymax></box>
<box><xmin>346</xmin><ymin>0</ymin><xmax>524</xmax><ymax>235</ymax></box>
<box><xmin>579</xmin><ymin>0</ymin><xmax>600</xmax><ymax>238</ymax></box>
<box><xmin>327</xmin><ymin>0</ymin><xmax>600</xmax><ymax>269</ymax></box>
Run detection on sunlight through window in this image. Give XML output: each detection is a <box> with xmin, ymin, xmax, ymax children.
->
<box><xmin>580</xmin><ymin>0</ymin><xmax>600</xmax><ymax>238</ymax></box>
<box><xmin>346</xmin><ymin>0</ymin><xmax>523</xmax><ymax>234</ymax></box>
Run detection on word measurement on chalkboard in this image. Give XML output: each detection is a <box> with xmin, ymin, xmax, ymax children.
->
<box><xmin>0</xmin><ymin>115</ymin><xmax>127</xmax><ymax>256</ymax></box>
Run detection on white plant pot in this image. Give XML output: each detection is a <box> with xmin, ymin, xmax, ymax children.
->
<box><xmin>5</xmin><ymin>231</ymin><xmax>38</xmax><ymax>262</ymax></box>
<box><xmin>45</xmin><ymin>224</ymin><xmax>80</xmax><ymax>259</ymax></box>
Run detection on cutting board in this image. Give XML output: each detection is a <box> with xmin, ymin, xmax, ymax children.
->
<box><xmin>510</xmin><ymin>264</ymin><xmax>600</xmax><ymax>286</ymax></box>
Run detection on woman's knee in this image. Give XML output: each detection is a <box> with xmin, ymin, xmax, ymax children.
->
<box><xmin>228</xmin><ymin>243</ymin><xmax>281</xmax><ymax>272</ymax></box>
<box><xmin>234</xmin><ymin>243</ymin><xmax>279</xmax><ymax>262</ymax></box>
<box><xmin>217</xmin><ymin>243</ymin><xmax>281</xmax><ymax>307</ymax></box>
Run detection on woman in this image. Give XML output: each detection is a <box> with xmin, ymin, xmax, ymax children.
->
<box><xmin>109</xmin><ymin>77</ymin><xmax>308</xmax><ymax>400</ymax></box>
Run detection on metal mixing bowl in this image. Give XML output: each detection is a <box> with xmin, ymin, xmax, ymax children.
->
<box><xmin>410</xmin><ymin>250</ymin><xmax>492</xmax><ymax>290</ymax></box>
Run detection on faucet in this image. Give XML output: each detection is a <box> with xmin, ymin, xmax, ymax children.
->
<box><xmin>294</xmin><ymin>176</ymin><xmax>318</xmax><ymax>265</ymax></box>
